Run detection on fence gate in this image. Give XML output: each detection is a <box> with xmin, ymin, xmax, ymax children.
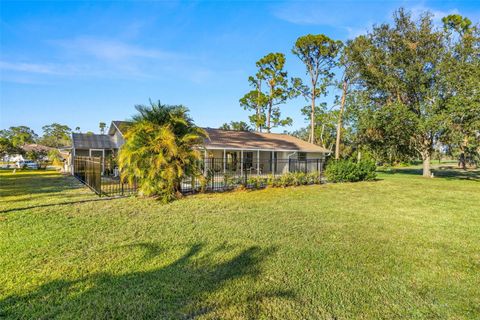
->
<box><xmin>73</xmin><ymin>156</ymin><xmax>137</xmax><ymax>196</ymax></box>
<box><xmin>73</xmin><ymin>156</ymin><xmax>102</xmax><ymax>194</ymax></box>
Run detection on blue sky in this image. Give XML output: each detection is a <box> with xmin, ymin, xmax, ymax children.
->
<box><xmin>1</xmin><ymin>0</ymin><xmax>479</xmax><ymax>135</ymax></box>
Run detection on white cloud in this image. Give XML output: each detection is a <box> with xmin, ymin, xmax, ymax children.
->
<box><xmin>0</xmin><ymin>61</ymin><xmax>63</xmax><ymax>75</ymax></box>
<box><xmin>270</xmin><ymin>2</ymin><xmax>391</xmax><ymax>40</ymax></box>
<box><xmin>272</xmin><ymin>2</ymin><xmax>348</xmax><ymax>26</ymax></box>
<box><xmin>0</xmin><ymin>59</ymin><xmax>122</xmax><ymax>78</ymax></box>
<box><xmin>51</xmin><ymin>37</ymin><xmax>184</xmax><ymax>61</ymax></box>
<box><xmin>0</xmin><ymin>36</ymin><xmax>219</xmax><ymax>84</ymax></box>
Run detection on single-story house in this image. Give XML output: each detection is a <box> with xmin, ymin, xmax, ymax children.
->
<box><xmin>2</xmin><ymin>144</ymin><xmax>54</xmax><ymax>163</ymax></box>
<box><xmin>71</xmin><ymin>121</ymin><xmax>331</xmax><ymax>175</ymax></box>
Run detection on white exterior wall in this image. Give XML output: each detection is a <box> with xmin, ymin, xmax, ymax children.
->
<box><xmin>111</xmin><ymin>130</ymin><xmax>125</xmax><ymax>148</ymax></box>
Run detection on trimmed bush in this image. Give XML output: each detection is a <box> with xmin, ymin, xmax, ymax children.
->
<box><xmin>325</xmin><ymin>159</ymin><xmax>377</xmax><ymax>183</ymax></box>
<box><xmin>266</xmin><ymin>171</ymin><xmax>321</xmax><ymax>188</ymax></box>
<box><xmin>246</xmin><ymin>176</ymin><xmax>268</xmax><ymax>189</ymax></box>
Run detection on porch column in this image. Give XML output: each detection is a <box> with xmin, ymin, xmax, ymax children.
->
<box><xmin>271</xmin><ymin>151</ymin><xmax>275</xmax><ymax>174</ymax></box>
<box><xmin>240</xmin><ymin>150</ymin><xmax>243</xmax><ymax>173</ymax></box>
<box><xmin>223</xmin><ymin>149</ymin><xmax>226</xmax><ymax>174</ymax></box>
<box><xmin>101</xmin><ymin>149</ymin><xmax>105</xmax><ymax>175</ymax></box>
<box><xmin>89</xmin><ymin>149</ymin><xmax>91</xmax><ymax>157</ymax></box>
<box><xmin>257</xmin><ymin>150</ymin><xmax>260</xmax><ymax>175</ymax></box>
<box><xmin>204</xmin><ymin>149</ymin><xmax>207</xmax><ymax>175</ymax></box>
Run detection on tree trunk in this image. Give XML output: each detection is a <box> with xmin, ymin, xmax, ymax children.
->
<box><xmin>256</xmin><ymin>81</ymin><xmax>262</xmax><ymax>132</ymax></box>
<box><xmin>310</xmin><ymin>92</ymin><xmax>315</xmax><ymax>144</ymax></box>
<box><xmin>256</xmin><ymin>106</ymin><xmax>260</xmax><ymax>132</ymax></box>
<box><xmin>458</xmin><ymin>136</ymin><xmax>468</xmax><ymax>170</ymax></box>
<box><xmin>335</xmin><ymin>79</ymin><xmax>348</xmax><ymax>160</ymax></box>
<box><xmin>266</xmin><ymin>102</ymin><xmax>272</xmax><ymax>133</ymax></box>
<box><xmin>421</xmin><ymin>151</ymin><xmax>431</xmax><ymax>178</ymax></box>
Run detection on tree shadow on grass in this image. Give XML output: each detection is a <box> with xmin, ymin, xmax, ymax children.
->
<box><xmin>0</xmin><ymin>243</ymin><xmax>294</xmax><ymax>319</ymax></box>
<box><xmin>379</xmin><ymin>167</ymin><xmax>480</xmax><ymax>182</ymax></box>
<box><xmin>0</xmin><ymin>172</ymin><xmax>86</xmax><ymax>198</ymax></box>
<box><xmin>0</xmin><ymin>172</ymin><xmax>98</xmax><ymax>212</ymax></box>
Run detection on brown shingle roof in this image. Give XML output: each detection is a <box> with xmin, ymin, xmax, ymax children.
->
<box><xmin>72</xmin><ymin>133</ymin><xmax>117</xmax><ymax>149</ymax></box>
<box><xmin>84</xmin><ymin>121</ymin><xmax>330</xmax><ymax>153</ymax></box>
<box><xmin>203</xmin><ymin>128</ymin><xmax>331</xmax><ymax>153</ymax></box>
<box><xmin>21</xmin><ymin>144</ymin><xmax>54</xmax><ymax>153</ymax></box>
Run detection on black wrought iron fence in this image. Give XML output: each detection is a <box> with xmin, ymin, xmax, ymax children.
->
<box><xmin>180</xmin><ymin>158</ymin><xmax>325</xmax><ymax>193</ymax></box>
<box><xmin>73</xmin><ymin>156</ymin><xmax>137</xmax><ymax>196</ymax></box>
<box><xmin>73</xmin><ymin>156</ymin><xmax>102</xmax><ymax>194</ymax></box>
<box><xmin>73</xmin><ymin>156</ymin><xmax>324</xmax><ymax>196</ymax></box>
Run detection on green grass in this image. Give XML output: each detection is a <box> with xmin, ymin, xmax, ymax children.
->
<box><xmin>0</xmin><ymin>168</ymin><xmax>479</xmax><ymax>319</ymax></box>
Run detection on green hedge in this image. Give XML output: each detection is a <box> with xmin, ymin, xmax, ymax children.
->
<box><xmin>246</xmin><ymin>171</ymin><xmax>322</xmax><ymax>189</ymax></box>
<box><xmin>325</xmin><ymin>159</ymin><xmax>376</xmax><ymax>183</ymax></box>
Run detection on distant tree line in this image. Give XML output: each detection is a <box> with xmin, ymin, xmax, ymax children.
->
<box><xmin>227</xmin><ymin>8</ymin><xmax>479</xmax><ymax>177</ymax></box>
<box><xmin>0</xmin><ymin>122</ymin><xmax>108</xmax><ymax>160</ymax></box>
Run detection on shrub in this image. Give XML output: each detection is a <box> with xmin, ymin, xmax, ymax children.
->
<box><xmin>325</xmin><ymin>159</ymin><xmax>376</xmax><ymax>183</ymax></box>
<box><xmin>246</xmin><ymin>176</ymin><xmax>268</xmax><ymax>189</ymax></box>
<box><xmin>224</xmin><ymin>175</ymin><xmax>244</xmax><ymax>189</ymax></box>
<box><xmin>265</xmin><ymin>171</ymin><xmax>321</xmax><ymax>188</ymax></box>
<box><xmin>357</xmin><ymin>160</ymin><xmax>377</xmax><ymax>181</ymax></box>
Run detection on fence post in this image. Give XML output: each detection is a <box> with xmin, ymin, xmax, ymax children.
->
<box><xmin>273</xmin><ymin>158</ymin><xmax>275</xmax><ymax>178</ymax></box>
<box><xmin>244</xmin><ymin>159</ymin><xmax>247</xmax><ymax>187</ymax></box>
<box><xmin>211</xmin><ymin>158</ymin><xmax>215</xmax><ymax>191</ymax></box>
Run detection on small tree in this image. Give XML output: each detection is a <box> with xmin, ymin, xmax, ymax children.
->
<box><xmin>40</xmin><ymin>123</ymin><xmax>72</xmax><ymax>147</ymax></box>
<box><xmin>300</xmin><ymin>105</ymin><xmax>338</xmax><ymax>150</ymax></box>
<box><xmin>48</xmin><ymin>149</ymin><xmax>63</xmax><ymax>166</ymax></box>
<box><xmin>99</xmin><ymin>122</ymin><xmax>106</xmax><ymax>134</ymax></box>
<box><xmin>441</xmin><ymin>15</ymin><xmax>480</xmax><ymax>169</ymax></box>
<box><xmin>334</xmin><ymin>46</ymin><xmax>356</xmax><ymax>160</ymax></box>
<box><xmin>25</xmin><ymin>150</ymin><xmax>48</xmax><ymax>169</ymax></box>
<box><xmin>240</xmin><ymin>52</ymin><xmax>293</xmax><ymax>132</ymax></box>
<box><xmin>219</xmin><ymin>121</ymin><xmax>251</xmax><ymax>131</ymax></box>
<box><xmin>119</xmin><ymin>101</ymin><xmax>206</xmax><ymax>202</ymax></box>
<box><xmin>256</xmin><ymin>53</ymin><xmax>293</xmax><ymax>132</ymax></box>
<box><xmin>0</xmin><ymin>126</ymin><xmax>38</xmax><ymax>148</ymax></box>
<box><xmin>240</xmin><ymin>73</ymin><xmax>268</xmax><ymax>131</ymax></box>
<box><xmin>0</xmin><ymin>137</ymin><xmax>18</xmax><ymax>160</ymax></box>
<box><xmin>292</xmin><ymin>34</ymin><xmax>342</xmax><ymax>143</ymax></box>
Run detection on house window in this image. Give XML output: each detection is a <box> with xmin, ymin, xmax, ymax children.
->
<box><xmin>298</xmin><ymin>152</ymin><xmax>307</xmax><ymax>161</ymax></box>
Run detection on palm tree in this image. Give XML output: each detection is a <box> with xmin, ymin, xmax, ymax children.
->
<box><xmin>119</xmin><ymin>101</ymin><xmax>206</xmax><ymax>202</ymax></box>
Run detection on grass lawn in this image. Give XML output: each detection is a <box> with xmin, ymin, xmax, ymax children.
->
<box><xmin>0</xmin><ymin>168</ymin><xmax>479</xmax><ymax>319</ymax></box>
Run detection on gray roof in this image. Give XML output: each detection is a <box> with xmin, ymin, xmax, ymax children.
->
<box><xmin>108</xmin><ymin>121</ymin><xmax>132</xmax><ymax>136</ymax></box>
<box><xmin>72</xmin><ymin>133</ymin><xmax>117</xmax><ymax>150</ymax></box>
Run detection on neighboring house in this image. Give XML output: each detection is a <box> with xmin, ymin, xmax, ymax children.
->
<box><xmin>2</xmin><ymin>144</ymin><xmax>53</xmax><ymax>164</ymax></box>
<box><xmin>71</xmin><ymin>120</ymin><xmax>331</xmax><ymax>175</ymax></box>
<box><xmin>21</xmin><ymin>144</ymin><xmax>53</xmax><ymax>156</ymax></box>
